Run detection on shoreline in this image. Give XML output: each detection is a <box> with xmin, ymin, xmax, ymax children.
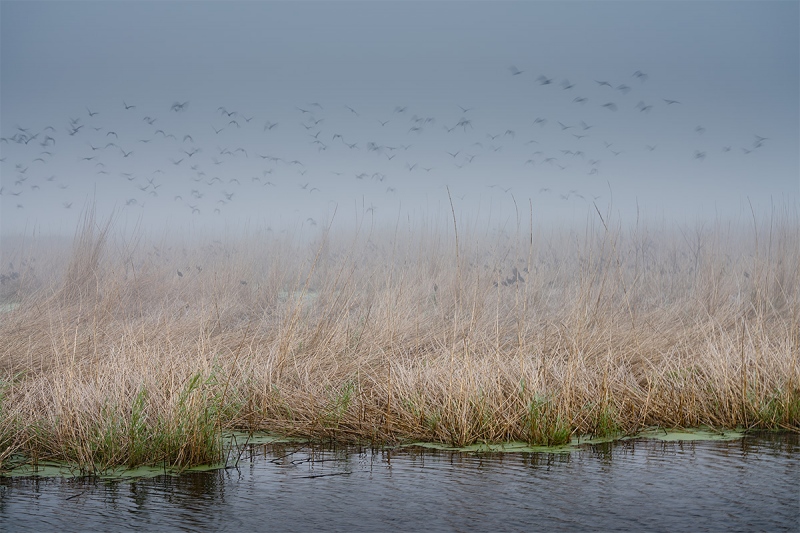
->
<box><xmin>2</xmin><ymin>211</ymin><xmax>798</xmax><ymax>473</ymax></box>
<box><xmin>3</xmin><ymin>426</ymin><xmax>784</xmax><ymax>479</ymax></box>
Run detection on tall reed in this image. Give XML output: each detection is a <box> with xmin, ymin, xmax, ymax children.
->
<box><xmin>1</xmin><ymin>204</ymin><xmax>798</xmax><ymax>470</ymax></box>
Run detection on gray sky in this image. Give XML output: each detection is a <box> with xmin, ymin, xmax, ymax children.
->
<box><xmin>2</xmin><ymin>1</ymin><xmax>798</xmax><ymax>235</ymax></box>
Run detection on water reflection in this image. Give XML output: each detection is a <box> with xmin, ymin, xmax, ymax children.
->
<box><xmin>2</xmin><ymin>433</ymin><xmax>798</xmax><ymax>532</ymax></box>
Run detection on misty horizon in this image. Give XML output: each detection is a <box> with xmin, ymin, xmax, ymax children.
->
<box><xmin>1</xmin><ymin>1</ymin><xmax>798</xmax><ymax>236</ymax></box>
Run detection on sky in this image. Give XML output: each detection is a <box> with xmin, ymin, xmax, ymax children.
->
<box><xmin>1</xmin><ymin>0</ymin><xmax>798</xmax><ymax>236</ymax></box>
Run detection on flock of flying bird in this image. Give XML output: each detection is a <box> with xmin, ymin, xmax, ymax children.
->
<box><xmin>1</xmin><ymin>66</ymin><xmax>770</xmax><ymax>225</ymax></box>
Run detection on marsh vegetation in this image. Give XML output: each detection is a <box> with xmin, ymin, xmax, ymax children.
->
<box><xmin>1</xmin><ymin>205</ymin><xmax>798</xmax><ymax>473</ymax></box>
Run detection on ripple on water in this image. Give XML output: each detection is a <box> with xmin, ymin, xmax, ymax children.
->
<box><xmin>1</xmin><ymin>434</ymin><xmax>798</xmax><ymax>532</ymax></box>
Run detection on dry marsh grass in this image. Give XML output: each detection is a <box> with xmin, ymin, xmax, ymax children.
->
<box><xmin>1</xmin><ymin>205</ymin><xmax>798</xmax><ymax>471</ymax></box>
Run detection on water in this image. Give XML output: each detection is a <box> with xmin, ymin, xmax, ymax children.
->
<box><xmin>2</xmin><ymin>433</ymin><xmax>798</xmax><ymax>532</ymax></box>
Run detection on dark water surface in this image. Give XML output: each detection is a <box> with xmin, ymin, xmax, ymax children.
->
<box><xmin>2</xmin><ymin>433</ymin><xmax>798</xmax><ymax>532</ymax></box>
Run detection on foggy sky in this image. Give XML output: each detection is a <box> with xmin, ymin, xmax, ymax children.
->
<box><xmin>1</xmin><ymin>1</ymin><xmax>798</xmax><ymax>235</ymax></box>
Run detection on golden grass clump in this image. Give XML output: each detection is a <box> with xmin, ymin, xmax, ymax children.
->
<box><xmin>1</xmin><ymin>204</ymin><xmax>798</xmax><ymax>472</ymax></box>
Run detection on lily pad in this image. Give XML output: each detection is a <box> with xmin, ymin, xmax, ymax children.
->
<box><xmin>401</xmin><ymin>434</ymin><xmax>621</xmax><ymax>454</ymax></box>
<box><xmin>399</xmin><ymin>428</ymin><xmax>746</xmax><ymax>453</ymax></box>
<box><xmin>630</xmin><ymin>427</ymin><xmax>744</xmax><ymax>442</ymax></box>
<box><xmin>1</xmin><ymin>460</ymin><xmax>229</xmax><ymax>479</ymax></box>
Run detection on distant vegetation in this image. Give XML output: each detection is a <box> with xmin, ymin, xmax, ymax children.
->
<box><xmin>1</xmin><ymin>204</ymin><xmax>798</xmax><ymax>473</ymax></box>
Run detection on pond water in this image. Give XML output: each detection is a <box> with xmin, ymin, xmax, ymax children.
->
<box><xmin>1</xmin><ymin>433</ymin><xmax>798</xmax><ymax>532</ymax></box>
